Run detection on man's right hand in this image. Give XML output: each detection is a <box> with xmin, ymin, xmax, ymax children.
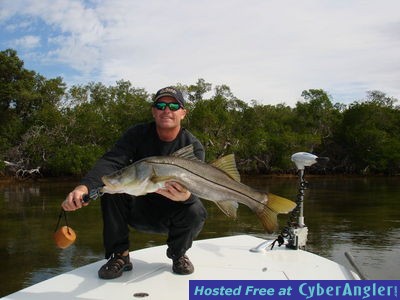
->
<box><xmin>62</xmin><ymin>185</ymin><xmax>89</xmax><ymax>211</ymax></box>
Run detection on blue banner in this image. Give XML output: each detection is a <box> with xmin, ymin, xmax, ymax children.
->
<box><xmin>189</xmin><ymin>280</ymin><xmax>399</xmax><ymax>300</ymax></box>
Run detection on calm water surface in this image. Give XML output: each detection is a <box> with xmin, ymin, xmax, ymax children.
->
<box><xmin>1</xmin><ymin>176</ymin><xmax>400</xmax><ymax>296</ymax></box>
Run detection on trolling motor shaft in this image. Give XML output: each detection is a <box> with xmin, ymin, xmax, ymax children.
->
<box><xmin>283</xmin><ymin>152</ymin><xmax>329</xmax><ymax>250</ymax></box>
<box><xmin>285</xmin><ymin>167</ymin><xmax>308</xmax><ymax>249</ymax></box>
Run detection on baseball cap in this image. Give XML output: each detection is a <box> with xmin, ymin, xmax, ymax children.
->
<box><xmin>154</xmin><ymin>86</ymin><xmax>185</xmax><ymax>107</ymax></box>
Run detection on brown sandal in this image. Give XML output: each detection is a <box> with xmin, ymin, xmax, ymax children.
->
<box><xmin>98</xmin><ymin>253</ymin><xmax>132</xmax><ymax>279</ymax></box>
<box><xmin>172</xmin><ymin>255</ymin><xmax>194</xmax><ymax>275</ymax></box>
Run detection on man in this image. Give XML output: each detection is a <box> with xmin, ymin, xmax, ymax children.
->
<box><xmin>62</xmin><ymin>86</ymin><xmax>207</xmax><ymax>279</ymax></box>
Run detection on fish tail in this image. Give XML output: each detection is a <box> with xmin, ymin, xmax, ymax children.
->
<box><xmin>255</xmin><ymin>193</ymin><xmax>297</xmax><ymax>233</ymax></box>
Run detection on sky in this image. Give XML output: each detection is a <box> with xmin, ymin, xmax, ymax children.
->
<box><xmin>1</xmin><ymin>0</ymin><xmax>399</xmax><ymax>106</ymax></box>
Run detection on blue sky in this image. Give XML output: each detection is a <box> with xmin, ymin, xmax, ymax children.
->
<box><xmin>1</xmin><ymin>0</ymin><xmax>399</xmax><ymax>106</ymax></box>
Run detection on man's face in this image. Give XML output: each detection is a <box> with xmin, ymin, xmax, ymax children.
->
<box><xmin>152</xmin><ymin>96</ymin><xmax>186</xmax><ymax>129</ymax></box>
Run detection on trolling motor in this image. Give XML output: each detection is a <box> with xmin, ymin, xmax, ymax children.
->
<box><xmin>281</xmin><ymin>152</ymin><xmax>329</xmax><ymax>249</ymax></box>
<box><xmin>290</xmin><ymin>152</ymin><xmax>330</xmax><ymax>228</ymax></box>
<box><xmin>250</xmin><ymin>152</ymin><xmax>329</xmax><ymax>253</ymax></box>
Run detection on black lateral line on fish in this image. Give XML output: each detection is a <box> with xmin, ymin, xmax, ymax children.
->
<box><xmin>149</xmin><ymin>160</ymin><xmax>267</xmax><ymax>207</ymax></box>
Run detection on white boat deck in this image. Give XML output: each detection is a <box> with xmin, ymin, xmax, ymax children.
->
<box><xmin>3</xmin><ymin>235</ymin><xmax>359</xmax><ymax>300</ymax></box>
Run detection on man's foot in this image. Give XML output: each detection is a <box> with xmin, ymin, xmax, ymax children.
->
<box><xmin>98</xmin><ymin>253</ymin><xmax>133</xmax><ymax>279</ymax></box>
<box><xmin>172</xmin><ymin>255</ymin><xmax>194</xmax><ymax>275</ymax></box>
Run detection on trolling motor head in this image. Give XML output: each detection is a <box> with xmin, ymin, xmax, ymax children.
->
<box><xmin>291</xmin><ymin>152</ymin><xmax>329</xmax><ymax>170</ymax></box>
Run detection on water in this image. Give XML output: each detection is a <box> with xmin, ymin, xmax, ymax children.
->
<box><xmin>1</xmin><ymin>176</ymin><xmax>400</xmax><ymax>297</ymax></box>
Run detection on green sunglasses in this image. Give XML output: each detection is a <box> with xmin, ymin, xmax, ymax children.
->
<box><xmin>153</xmin><ymin>102</ymin><xmax>182</xmax><ymax>111</ymax></box>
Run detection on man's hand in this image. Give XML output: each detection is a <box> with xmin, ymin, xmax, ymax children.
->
<box><xmin>62</xmin><ymin>185</ymin><xmax>89</xmax><ymax>211</ymax></box>
<box><xmin>155</xmin><ymin>181</ymin><xmax>191</xmax><ymax>202</ymax></box>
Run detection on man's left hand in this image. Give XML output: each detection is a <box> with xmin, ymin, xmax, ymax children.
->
<box><xmin>155</xmin><ymin>181</ymin><xmax>191</xmax><ymax>202</ymax></box>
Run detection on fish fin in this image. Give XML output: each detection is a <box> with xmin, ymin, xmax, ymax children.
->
<box><xmin>255</xmin><ymin>207</ymin><xmax>278</xmax><ymax>234</ymax></box>
<box><xmin>171</xmin><ymin>144</ymin><xmax>199</xmax><ymax>160</ymax></box>
<box><xmin>267</xmin><ymin>193</ymin><xmax>297</xmax><ymax>213</ymax></box>
<box><xmin>255</xmin><ymin>194</ymin><xmax>297</xmax><ymax>233</ymax></box>
<box><xmin>150</xmin><ymin>175</ymin><xmax>175</xmax><ymax>183</ymax></box>
<box><xmin>211</xmin><ymin>154</ymin><xmax>241</xmax><ymax>182</ymax></box>
<box><xmin>215</xmin><ymin>200</ymin><xmax>239</xmax><ymax>219</ymax></box>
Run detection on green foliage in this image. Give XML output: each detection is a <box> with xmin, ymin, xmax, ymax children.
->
<box><xmin>179</xmin><ymin>78</ymin><xmax>212</xmax><ymax>102</ymax></box>
<box><xmin>47</xmin><ymin>144</ymin><xmax>104</xmax><ymax>176</ymax></box>
<box><xmin>0</xmin><ymin>49</ymin><xmax>24</xmax><ymax>113</ymax></box>
<box><xmin>64</xmin><ymin>80</ymin><xmax>153</xmax><ymax>150</ymax></box>
<box><xmin>188</xmin><ymin>88</ymin><xmax>243</xmax><ymax>161</ymax></box>
<box><xmin>1</xmin><ymin>49</ymin><xmax>400</xmax><ymax>176</ymax></box>
<box><xmin>335</xmin><ymin>96</ymin><xmax>400</xmax><ymax>174</ymax></box>
<box><xmin>294</xmin><ymin>89</ymin><xmax>342</xmax><ymax>151</ymax></box>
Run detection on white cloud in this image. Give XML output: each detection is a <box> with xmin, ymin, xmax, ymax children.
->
<box><xmin>11</xmin><ymin>35</ymin><xmax>41</xmax><ymax>49</ymax></box>
<box><xmin>1</xmin><ymin>0</ymin><xmax>400</xmax><ymax>106</ymax></box>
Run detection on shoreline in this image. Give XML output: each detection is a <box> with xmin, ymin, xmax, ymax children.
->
<box><xmin>1</xmin><ymin>172</ymin><xmax>398</xmax><ymax>185</ymax></box>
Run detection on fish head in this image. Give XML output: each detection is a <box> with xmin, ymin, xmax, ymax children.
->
<box><xmin>101</xmin><ymin>164</ymin><xmax>142</xmax><ymax>194</ymax></box>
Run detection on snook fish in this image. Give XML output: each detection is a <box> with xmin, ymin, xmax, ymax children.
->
<box><xmin>100</xmin><ymin>145</ymin><xmax>296</xmax><ymax>233</ymax></box>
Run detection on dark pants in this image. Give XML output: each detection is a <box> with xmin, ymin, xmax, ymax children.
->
<box><xmin>100</xmin><ymin>193</ymin><xmax>207</xmax><ymax>259</ymax></box>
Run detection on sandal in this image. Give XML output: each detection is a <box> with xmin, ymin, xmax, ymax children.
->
<box><xmin>172</xmin><ymin>254</ymin><xmax>194</xmax><ymax>275</ymax></box>
<box><xmin>98</xmin><ymin>253</ymin><xmax>133</xmax><ymax>279</ymax></box>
